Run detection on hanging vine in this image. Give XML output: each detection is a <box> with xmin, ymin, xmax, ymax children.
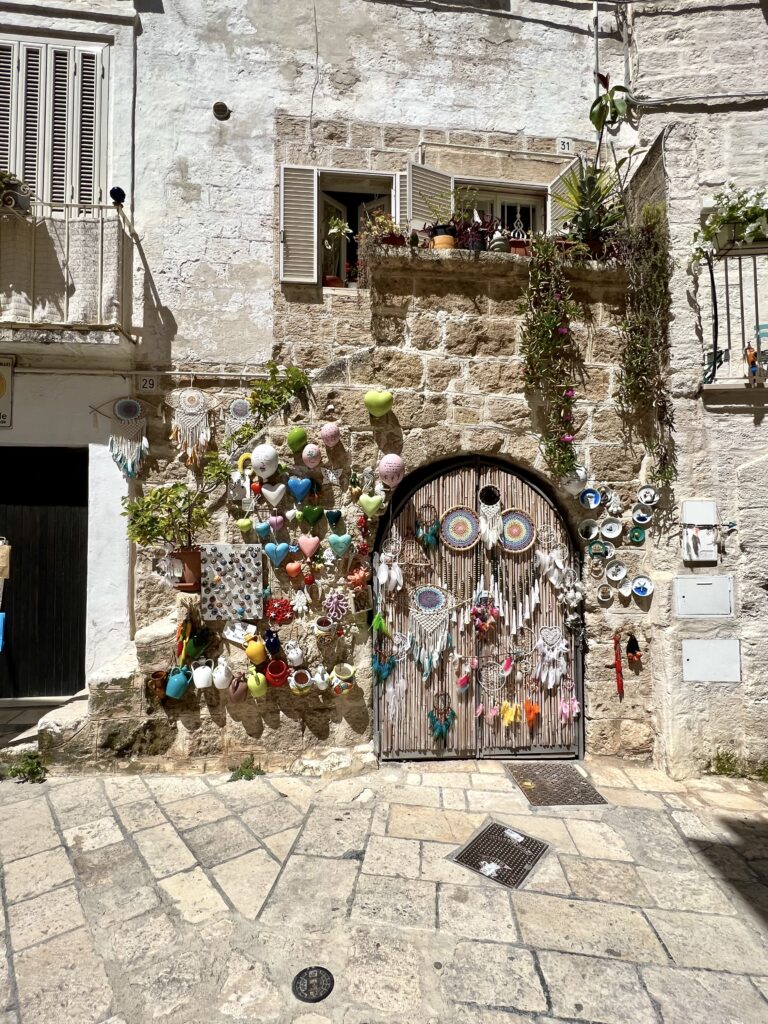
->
<box><xmin>614</xmin><ymin>205</ymin><xmax>676</xmax><ymax>484</ymax></box>
<box><xmin>519</xmin><ymin>236</ymin><xmax>586</xmax><ymax>478</ymax></box>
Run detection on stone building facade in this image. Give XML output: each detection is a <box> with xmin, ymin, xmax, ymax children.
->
<box><xmin>0</xmin><ymin>0</ymin><xmax>766</xmax><ymax>778</ymax></box>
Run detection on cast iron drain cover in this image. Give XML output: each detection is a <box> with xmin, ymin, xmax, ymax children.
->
<box><xmin>505</xmin><ymin>761</ymin><xmax>607</xmax><ymax>806</ymax></box>
<box><xmin>292</xmin><ymin>966</ymin><xmax>334</xmax><ymax>1003</ymax></box>
<box><xmin>450</xmin><ymin>820</ymin><xmax>548</xmax><ymax>889</ymax></box>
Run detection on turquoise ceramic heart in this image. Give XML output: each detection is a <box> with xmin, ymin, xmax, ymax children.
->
<box><xmin>254</xmin><ymin>521</ymin><xmax>271</xmax><ymax>540</ymax></box>
<box><xmin>359</xmin><ymin>493</ymin><xmax>383</xmax><ymax>517</ymax></box>
<box><xmin>265</xmin><ymin>542</ymin><xmax>290</xmax><ymax>567</ymax></box>
<box><xmin>287</xmin><ymin>476</ymin><xmax>313</xmax><ymax>503</ymax></box>
<box><xmin>302</xmin><ymin>505</ymin><xmax>325</xmax><ymax>526</ymax></box>
<box><xmin>325</xmin><ymin>509</ymin><xmax>343</xmax><ymax>528</ymax></box>
<box><xmin>327</xmin><ymin>533</ymin><xmax>352</xmax><ymax>558</ymax></box>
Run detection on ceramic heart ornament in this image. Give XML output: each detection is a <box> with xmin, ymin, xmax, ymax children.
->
<box><xmin>285</xmin><ymin>508</ymin><xmax>298</xmax><ymax>522</ymax></box>
<box><xmin>265</xmin><ymin>542</ymin><xmax>290</xmax><ymax>567</ymax></box>
<box><xmin>286</xmin><ymin>427</ymin><xmax>308</xmax><ymax>454</ymax></box>
<box><xmin>254</xmin><ymin>521</ymin><xmax>271</xmax><ymax>540</ymax></box>
<box><xmin>261</xmin><ymin>483</ymin><xmax>286</xmax><ymax>508</ymax></box>
<box><xmin>268</xmin><ymin>515</ymin><xmax>284</xmax><ymax>532</ymax></box>
<box><xmin>359</xmin><ymin>493</ymin><xmax>383</xmax><ymax>518</ymax></box>
<box><xmin>298</xmin><ymin>535</ymin><xmax>320</xmax><ymax>559</ymax></box>
<box><xmin>364</xmin><ymin>390</ymin><xmax>394</xmax><ymax>418</ymax></box>
<box><xmin>287</xmin><ymin>476</ymin><xmax>313</xmax><ymax>503</ymax></box>
<box><xmin>325</xmin><ymin>509</ymin><xmax>343</xmax><ymax>528</ymax></box>
<box><xmin>285</xmin><ymin>561</ymin><xmax>303</xmax><ymax>579</ymax></box>
<box><xmin>327</xmin><ymin>533</ymin><xmax>353</xmax><ymax>558</ymax></box>
<box><xmin>302</xmin><ymin>505</ymin><xmax>325</xmax><ymax>526</ymax></box>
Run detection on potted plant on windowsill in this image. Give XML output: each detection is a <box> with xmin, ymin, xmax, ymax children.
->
<box><xmin>693</xmin><ymin>183</ymin><xmax>768</xmax><ymax>259</ymax></box>
<box><xmin>557</xmin><ymin>157</ymin><xmax>623</xmax><ymax>258</ymax></box>
<box><xmin>323</xmin><ymin>215</ymin><xmax>352</xmax><ymax>287</ymax></box>
<box><xmin>122</xmin><ymin>481</ymin><xmax>216</xmax><ymax>593</ymax></box>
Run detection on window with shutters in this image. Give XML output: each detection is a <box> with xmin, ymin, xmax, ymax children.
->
<box><xmin>0</xmin><ymin>34</ymin><xmax>109</xmax><ymax>208</ymax></box>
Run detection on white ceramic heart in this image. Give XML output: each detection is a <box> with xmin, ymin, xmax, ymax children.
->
<box><xmin>261</xmin><ymin>483</ymin><xmax>287</xmax><ymax>508</ymax></box>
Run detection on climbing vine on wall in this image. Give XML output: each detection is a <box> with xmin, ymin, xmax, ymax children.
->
<box><xmin>519</xmin><ymin>235</ymin><xmax>586</xmax><ymax>478</ymax></box>
<box><xmin>614</xmin><ymin>205</ymin><xmax>676</xmax><ymax>484</ymax></box>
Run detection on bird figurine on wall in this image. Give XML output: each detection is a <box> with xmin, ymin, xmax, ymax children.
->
<box><xmin>110</xmin><ymin>186</ymin><xmax>126</xmax><ymax>206</ymax></box>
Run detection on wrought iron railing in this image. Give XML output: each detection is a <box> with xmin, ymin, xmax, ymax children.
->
<box><xmin>702</xmin><ymin>244</ymin><xmax>768</xmax><ymax>384</ymax></box>
<box><xmin>0</xmin><ymin>201</ymin><xmax>134</xmax><ymax>335</ymax></box>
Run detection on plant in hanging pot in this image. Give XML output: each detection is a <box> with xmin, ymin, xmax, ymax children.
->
<box><xmin>122</xmin><ymin>481</ymin><xmax>216</xmax><ymax>593</ymax></box>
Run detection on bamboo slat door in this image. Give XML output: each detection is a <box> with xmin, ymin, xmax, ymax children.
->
<box><xmin>376</xmin><ymin>461</ymin><xmax>581</xmax><ymax>760</ymax></box>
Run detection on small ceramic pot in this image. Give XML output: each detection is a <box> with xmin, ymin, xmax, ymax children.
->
<box><xmin>284</xmin><ymin>640</ymin><xmax>304</xmax><ymax>667</ymax></box>
<box><xmin>562</xmin><ymin>465</ymin><xmax>588</xmax><ymax>496</ymax></box>
<box><xmin>597</xmin><ymin>584</ymin><xmax>613</xmax><ymax>604</ymax></box>
<box><xmin>148</xmin><ymin>670</ymin><xmax>167</xmax><ymax>698</ymax></box>
<box><xmin>192</xmin><ymin>658</ymin><xmax>214</xmax><ymax>689</ymax></box>
<box><xmin>312</xmin><ymin>666</ymin><xmax>331</xmax><ymax>691</ymax></box>
<box><xmin>265</xmin><ymin>659</ymin><xmax>289</xmax><ymax>687</ymax></box>
<box><xmin>212</xmin><ymin>656</ymin><xmax>233</xmax><ymax>690</ymax></box>
<box><xmin>289</xmin><ymin>668</ymin><xmax>313</xmax><ymax>696</ymax></box>
<box><xmin>166</xmin><ymin>665</ymin><xmax>192</xmax><ymax>700</ymax></box>
<box><xmin>331</xmin><ymin>663</ymin><xmax>356</xmax><ymax>697</ymax></box>
<box><xmin>228</xmin><ymin>672</ymin><xmax>248</xmax><ymax>703</ymax></box>
<box><xmin>314</xmin><ymin>616</ymin><xmax>335</xmax><ymax>637</ymax></box>
<box><xmin>244</xmin><ymin>634</ymin><xmax>268</xmax><ymax>665</ymax></box>
<box><xmin>264</xmin><ymin>629</ymin><xmax>281</xmax><ymax>657</ymax></box>
<box><xmin>247</xmin><ymin>667</ymin><xmax>268</xmax><ymax>698</ymax></box>
<box><xmin>579</xmin><ymin>519</ymin><xmax>599</xmax><ymax>541</ymax></box>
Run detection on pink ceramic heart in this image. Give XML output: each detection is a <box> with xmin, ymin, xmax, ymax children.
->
<box><xmin>298</xmin><ymin>535</ymin><xmax>320</xmax><ymax>558</ymax></box>
<box><xmin>268</xmin><ymin>515</ymin><xmax>284</xmax><ymax>532</ymax></box>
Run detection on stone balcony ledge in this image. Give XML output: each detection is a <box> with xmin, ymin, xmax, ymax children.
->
<box><xmin>367</xmin><ymin>246</ymin><xmax>628</xmax><ymax>287</ymax></box>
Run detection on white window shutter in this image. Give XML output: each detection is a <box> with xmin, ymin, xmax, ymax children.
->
<box><xmin>407</xmin><ymin>161</ymin><xmax>453</xmax><ymax>230</ymax></box>
<box><xmin>0</xmin><ymin>43</ymin><xmax>16</xmax><ymax>173</ymax></box>
<box><xmin>74</xmin><ymin>48</ymin><xmax>98</xmax><ymax>204</ymax></box>
<box><xmin>397</xmin><ymin>172</ymin><xmax>407</xmax><ymax>227</ymax></box>
<box><xmin>20</xmin><ymin>45</ymin><xmax>42</xmax><ymax>198</ymax></box>
<box><xmin>280</xmin><ymin>165</ymin><xmax>318</xmax><ymax>284</ymax></box>
<box><xmin>548</xmin><ymin>156</ymin><xmax>580</xmax><ymax>234</ymax></box>
<box><xmin>48</xmin><ymin>48</ymin><xmax>71</xmax><ymax>205</ymax></box>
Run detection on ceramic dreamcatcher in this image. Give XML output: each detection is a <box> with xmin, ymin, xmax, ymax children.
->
<box><xmin>533</xmin><ymin>625</ymin><xmax>568</xmax><ymax>690</ymax></box>
<box><xmin>478</xmin><ymin>484</ymin><xmax>503</xmax><ymax>551</ymax></box>
<box><xmin>165</xmin><ymin>387</ymin><xmax>216</xmax><ymax>466</ymax></box>
<box><xmin>109</xmin><ymin>398</ymin><xmax>149</xmax><ymax>479</ymax></box>
<box><xmin>440</xmin><ymin>505</ymin><xmax>480</xmax><ymax>552</ymax></box>
<box><xmin>408</xmin><ymin>585</ymin><xmax>455</xmax><ymax>679</ymax></box>
<box><xmin>500</xmin><ymin>508</ymin><xmax>536</xmax><ymax>555</ymax></box>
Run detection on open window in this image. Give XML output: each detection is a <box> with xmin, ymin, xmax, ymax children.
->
<box><xmin>280</xmin><ymin>166</ymin><xmax>397</xmax><ymax>287</ymax></box>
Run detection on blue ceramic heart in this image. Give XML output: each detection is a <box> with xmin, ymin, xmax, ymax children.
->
<box><xmin>254</xmin><ymin>521</ymin><xmax>271</xmax><ymax>540</ymax></box>
<box><xmin>287</xmin><ymin>476</ymin><xmax>313</xmax><ymax>503</ymax></box>
<box><xmin>327</xmin><ymin>533</ymin><xmax>352</xmax><ymax>558</ymax></box>
<box><xmin>325</xmin><ymin>509</ymin><xmax>343</xmax><ymax>528</ymax></box>
<box><xmin>265</xmin><ymin>542</ymin><xmax>290</xmax><ymax>567</ymax></box>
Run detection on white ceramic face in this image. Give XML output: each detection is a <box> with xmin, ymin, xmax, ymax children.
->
<box><xmin>251</xmin><ymin>444</ymin><xmax>279</xmax><ymax>480</ymax></box>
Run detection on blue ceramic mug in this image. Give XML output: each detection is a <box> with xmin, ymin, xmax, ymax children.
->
<box><xmin>166</xmin><ymin>665</ymin><xmax>192</xmax><ymax>700</ymax></box>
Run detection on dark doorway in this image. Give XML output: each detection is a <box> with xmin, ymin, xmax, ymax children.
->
<box><xmin>0</xmin><ymin>447</ymin><xmax>88</xmax><ymax>698</ymax></box>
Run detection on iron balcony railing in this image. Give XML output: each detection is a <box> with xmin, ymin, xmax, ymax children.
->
<box><xmin>0</xmin><ymin>201</ymin><xmax>134</xmax><ymax>336</ymax></box>
<box><xmin>703</xmin><ymin>242</ymin><xmax>768</xmax><ymax>384</ymax></box>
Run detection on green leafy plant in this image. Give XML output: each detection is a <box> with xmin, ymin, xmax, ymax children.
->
<box><xmin>559</xmin><ymin>158</ymin><xmax>624</xmax><ymax>248</ymax></box>
<box><xmin>614</xmin><ymin>204</ymin><xmax>676</xmax><ymax>484</ymax></box>
<box><xmin>229</xmin><ymin>756</ymin><xmax>265</xmax><ymax>781</ymax></box>
<box><xmin>7</xmin><ymin>751</ymin><xmax>47</xmax><ymax>783</ymax></box>
<box><xmin>590</xmin><ymin>73</ymin><xmax>629</xmax><ymax>156</ymax></box>
<box><xmin>692</xmin><ymin>182</ymin><xmax>768</xmax><ymax>261</ymax></box>
<box><xmin>324</xmin><ymin>215</ymin><xmax>352</xmax><ymax>250</ymax></box>
<box><xmin>249</xmin><ymin>361</ymin><xmax>310</xmax><ymax>431</ymax></box>
<box><xmin>122</xmin><ymin>482</ymin><xmax>215</xmax><ymax>550</ymax></box>
<box><xmin>708</xmin><ymin>748</ymin><xmax>768</xmax><ymax>782</ymax></box>
<box><xmin>518</xmin><ymin>235</ymin><xmax>586</xmax><ymax>477</ymax></box>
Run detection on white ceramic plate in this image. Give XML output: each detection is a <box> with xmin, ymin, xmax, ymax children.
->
<box><xmin>632</xmin><ymin>575</ymin><xmax>654</xmax><ymax>597</ymax></box>
<box><xmin>579</xmin><ymin>488</ymin><xmax>602</xmax><ymax>511</ymax></box>
<box><xmin>600</xmin><ymin>517</ymin><xmax>623</xmax><ymax>540</ymax></box>
<box><xmin>637</xmin><ymin>486</ymin><xmax>659</xmax><ymax>506</ymax></box>
<box><xmin>597</xmin><ymin>584</ymin><xmax>613</xmax><ymax>603</ymax></box>
<box><xmin>606</xmin><ymin>559</ymin><xmax>628</xmax><ymax>582</ymax></box>
<box><xmin>632</xmin><ymin>502</ymin><xmax>654</xmax><ymax>525</ymax></box>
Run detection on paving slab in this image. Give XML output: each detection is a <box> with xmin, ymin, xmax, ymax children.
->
<box><xmin>642</xmin><ymin>965</ymin><xmax>768</xmax><ymax>1024</ymax></box>
<box><xmin>560</xmin><ymin>855</ymin><xmax>653</xmax><ymax>906</ymax></box>
<box><xmin>441</xmin><ymin>940</ymin><xmax>548</xmax><ymax>1013</ymax></box>
<box><xmin>114</xmin><ymin>796</ymin><xmax>167</xmax><ymax>832</ymax></box>
<box><xmin>158</xmin><ymin>866</ymin><xmax>228</xmax><ymax>923</ymax></box>
<box><xmin>361</xmin><ymin>834</ymin><xmax>421</xmax><ymax>879</ymax></box>
<box><xmin>539</xmin><ymin>950</ymin><xmax>658</xmax><ymax>1024</ymax></box>
<box><xmin>437</xmin><ymin>883</ymin><xmax>518</xmax><ymax>940</ymax></box>
<box><xmin>260</xmin><ymin>854</ymin><xmax>357</xmax><ymax>930</ymax></box>
<box><xmin>7</xmin><ymin>884</ymin><xmax>85</xmax><ymax>951</ymax></box>
<box><xmin>2</xmin><ymin>846</ymin><xmax>74</xmax><ymax>904</ymax></box>
<box><xmin>351</xmin><ymin>874</ymin><xmax>437</xmax><ymax>929</ymax></box>
<box><xmin>13</xmin><ymin>928</ymin><xmax>112</xmax><ymax>1024</ymax></box>
<box><xmin>646</xmin><ymin>908</ymin><xmax>768</xmax><ymax>973</ymax></box>
<box><xmin>132</xmin><ymin>822</ymin><xmax>197</xmax><ymax>879</ymax></box>
<box><xmin>211</xmin><ymin>847</ymin><xmax>280</xmax><ymax>920</ymax></box>
<box><xmin>181</xmin><ymin>815</ymin><xmax>260</xmax><ymax>867</ymax></box>
<box><xmin>295</xmin><ymin>805</ymin><xmax>372</xmax><ymax>857</ymax></box>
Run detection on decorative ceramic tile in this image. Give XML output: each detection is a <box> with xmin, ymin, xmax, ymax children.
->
<box><xmin>200</xmin><ymin>544</ymin><xmax>263</xmax><ymax>621</ymax></box>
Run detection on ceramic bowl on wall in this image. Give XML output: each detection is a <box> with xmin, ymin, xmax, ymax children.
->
<box><xmin>579</xmin><ymin>488</ymin><xmax>602</xmax><ymax>511</ymax></box>
<box><xmin>618</xmin><ymin>579</ymin><xmax>633</xmax><ymax>599</ymax></box>
<box><xmin>637</xmin><ymin>485</ymin><xmax>659</xmax><ymax>506</ymax></box>
<box><xmin>605</xmin><ymin>559</ymin><xmax>628</xmax><ymax>582</ymax></box>
<box><xmin>579</xmin><ymin>519</ymin><xmax>599</xmax><ymax>541</ymax></box>
<box><xmin>629</xmin><ymin>526</ymin><xmax>646</xmax><ymax>544</ymax></box>
<box><xmin>632</xmin><ymin>503</ymin><xmax>654</xmax><ymax>526</ymax></box>
<box><xmin>600</xmin><ymin>517</ymin><xmax>622</xmax><ymax>540</ymax></box>
<box><xmin>597</xmin><ymin>584</ymin><xmax>614</xmax><ymax>604</ymax></box>
<box><xmin>631</xmin><ymin>575</ymin><xmax>654</xmax><ymax>598</ymax></box>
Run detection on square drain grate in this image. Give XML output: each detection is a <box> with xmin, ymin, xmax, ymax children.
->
<box><xmin>450</xmin><ymin>820</ymin><xmax>549</xmax><ymax>889</ymax></box>
<box><xmin>505</xmin><ymin>761</ymin><xmax>607</xmax><ymax>806</ymax></box>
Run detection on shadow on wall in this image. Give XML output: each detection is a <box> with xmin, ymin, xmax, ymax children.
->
<box><xmin>134</xmin><ymin>236</ymin><xmax>177</xmax><ymax>367</ymax></box>
<box><xmin>134</xmin><ymin>0</ymin><xmax>165</xmax><ymax>12</ymax></box>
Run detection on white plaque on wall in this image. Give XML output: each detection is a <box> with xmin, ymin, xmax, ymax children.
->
<box><xmin>0</xmin><ymin>356</ymin><xmax>13</xmax><ymax>428</ymax></box>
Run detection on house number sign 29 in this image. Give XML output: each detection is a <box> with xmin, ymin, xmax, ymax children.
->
<box><xmin>137</xmin><ymin>374</ymin><xmax>159</xmax><ymax>394</ymax></box>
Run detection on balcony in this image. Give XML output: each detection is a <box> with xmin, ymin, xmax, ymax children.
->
<box><xmin>700</xmin><ymin>245</ymin><xmax>768</xmax><ymax>393</ymax></box>
<box><xmin>0</xmin><ymin>202</ymin><xmax>135</xmax><ymax>364</ymax></box>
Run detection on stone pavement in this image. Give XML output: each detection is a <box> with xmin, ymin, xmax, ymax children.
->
<box><xmin>1</xmin><ymin>759</ymin><xmax>768</xmax><ymax>1024</ymax></box>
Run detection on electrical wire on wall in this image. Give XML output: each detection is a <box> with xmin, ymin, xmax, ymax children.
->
<box><xmin>308</xmin><ymin>0</ymin><xmax>320</xmax><ymax>155</ymax></box>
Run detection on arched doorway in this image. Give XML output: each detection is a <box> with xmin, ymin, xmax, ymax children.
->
<box><xmin>374</xmin><ymin>457</ymin><xmax>583</xmax><ymax>760</ymax></box>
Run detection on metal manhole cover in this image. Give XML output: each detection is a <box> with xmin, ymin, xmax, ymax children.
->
<box><xmin>292</xmin><ymin>966</ymin><xmax>335</xmax><ymax>1003</ymax></box>
<box><xmin>505</xmin><ymin>761</ymin><xmax>607</xmax><ymax>806</ymax></box>
<box><xmin>450</xmin><ymin>820</ymin><xmax>549</xmax><ymax>889</ymax></box>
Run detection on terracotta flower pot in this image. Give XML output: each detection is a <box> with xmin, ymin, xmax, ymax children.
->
<box><xmin>265</xmin><ymin>659</ymin><xmax>289</xmax><ymax>687</ymax></box>
<box><xmin>170</xmin><ymin>548</ymin><xmax>201</xmax><ymax>593</ymax></box>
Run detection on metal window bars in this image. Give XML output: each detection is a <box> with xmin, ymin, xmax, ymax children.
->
<box><xmin>703</xmin><ymin>245</ymin><xmax>768</xmax><ymax>384</ymax></box>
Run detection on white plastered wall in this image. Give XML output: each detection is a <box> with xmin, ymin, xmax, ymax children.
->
<box><xmin>0</xmin><ymin>372</ymin><xmax>132</xmax><ymax>684</ymax></box>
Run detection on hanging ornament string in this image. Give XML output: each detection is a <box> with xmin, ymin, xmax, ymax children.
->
<box><xmin>408</xmin><ymin>585</ymin><xmax>455</xmax><ymax>679</ymax></box>
<box><xmin>415</xmin><ymin>503</ymin><xmax>440</xmax><ymax>552</ymax></box>
<box><xmin>165</xmin><ymin>387</ymin><xmax>216</xmax><ymax>466</ymax></box>
<box><xmin>108</xmin><ymin>398</ymin><xmax>149</xmax><ymax>479</ymax></box>
<box><xmin>384</xmin><ymin>631</ymin><xmax>410</xmax><ymax>725</ymax></box>
<box><xmin>614</xmin><ymin>632</ymin><xmax>624</xmax><ymax>699</ymax></box>
<box><xmin>478</xmin><ymin>484</ymin><xmax>502</xmax><ymax>551</ymax></box>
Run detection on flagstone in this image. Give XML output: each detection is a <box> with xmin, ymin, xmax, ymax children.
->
<box><xmin>646</xmin><ymin>908</ymin><xmax>768</xmax><ymax>973</ymax></box>
<box><xmin>560</xmin><ymin>856</ymin><xmax>653</xmax><ymax>906</ymax></box>
<box><xmin>387</xmin><ymin>804</ymin><xmax>485</xmax><ymax>842</ymax></box>
<box><xmin>211</xmin><ymin>848</ymin><xmax>280</xmax><ymax>920</ymax></box>
<box><xmin>361</xmin><ymin>835</ymin><xmax>421</xmax><ymax>879</ymax></box>
<box><xmin>642</xmin><ymin>965</ymin><xmax>768</xmax><ymax>1024</ymax></box>
<box><xmin>539</xmin><ymin>950</ymin><xmax>657</xmax><ymax>1024</ymax></box>
<box><xmin>438</xmin><ymin>883</ymin><xmax>518</xmax><ymax>941</ymax></box>
<box><xmin>442</xmin><ymin>940</ymin><xmax>547</xmax><ymax>1013</ymax></box>
<box><xmin>351</xmin><ymin>874</ymin><xmax>436</xmax><ymax>930</ymax></box>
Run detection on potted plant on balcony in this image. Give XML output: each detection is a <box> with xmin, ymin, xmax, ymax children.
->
<box><xmin>0</xmin><ymin>172</ymin><xmax>32</xmax><ymax>216</ymax></box>
<box><xmin>693</xmin><ymin>182</ymin><xmax>768</xmax><ymax>258</ymax></box>
<box><xmin>122</xmin><ymin>480</ymin><xmax>217</xmax><ymax>593</ymax></box>
<box><xmin>558</xmin><ymin>157</ymin><xmax>623</xmax><ymax>257</ymax></box>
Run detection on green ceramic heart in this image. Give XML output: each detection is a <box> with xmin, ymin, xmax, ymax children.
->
<box><xmin>327</xmin><ymin>533</ymin><xmax>352</xmax><ymax>557</ymax></box>
<box><xmin>359</xmin><ymin>493</ymin><xmax>383</xmax><ymax>517</ymax></box>
<box><xmin>302</xmin><ymin>504</ymin><xmax>325</xmax><ymax>526</ymax></box>
<box><xmin>364</xmin><ymin>390</ymin><xmax>394</xmax><ymax>418</ymax></box>
<box><xmin>286</xmin><ymin>426</ymin><xmax>308</xmax><ymax>453</ymax></box>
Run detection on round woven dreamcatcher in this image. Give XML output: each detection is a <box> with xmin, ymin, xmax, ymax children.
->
<box><xmin>166</xmin><ymin>387</ymin><xmax>216</xmax><ymax>466</ymax></box>
<box><xmin>408</xmin><ymin>585</ymin><xmax>455</xmax><ymax>678</ymax></box>
<box><xmin>224</xmin><ymin>397</ymin><xmax>252</xmax><ymax>438</ymax></box>
<box><xmin>478</xmin><ymin>484</ymin><xmax>503</xmax><ymax>551</ymax></box>
<box><xmin>477</xmin><ymin>658</ymin><xmax>507</xmax><ymax>701</ymax></box>
<box><xmin>440</xmin><ymin>505</ymin><xmax>480</xmax><ymax>552</ymax></box>
<box><xmin>500</xmin><ymin>508</ymin><xmax>537</xmax><ymax>554</ymax></box>
<box><xmin>536</xmin><ymin>523</ymin><xmax>558</xmax><ymax>549</ymax></box>
<box><xmin>109</xmin><ymin>398</ymin><xmax>148</xmax><ymax>479</ymax></box>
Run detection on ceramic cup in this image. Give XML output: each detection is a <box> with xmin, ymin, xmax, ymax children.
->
<box><xmin>265</xmin><ymin>659</ymin><xmax>289</xmax><ymax>687</ymax></box>
<box><xmin>289</xmin><ymin>668</ymin><xmax>313</xmax><ymax>696</ymax></box>
<box><xmin>314</xmin><ymin>616</ymin><xmax>335</xmax><ymax>637</ymax></box>
<box><xmin>192</xmin><ymin>658</ymin><xmax>214</xmax><ymax>689</ymax></box>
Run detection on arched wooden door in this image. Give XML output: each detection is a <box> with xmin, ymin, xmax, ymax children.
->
<box><xmin>374</xmin><ymin>458</ymin><xmax>583</xmax><ymax>760</ymax></box>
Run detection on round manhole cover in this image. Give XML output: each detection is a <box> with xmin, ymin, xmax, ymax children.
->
<box><xmin>292</xmin><ymin>966</ymin><xmax>335</xmax><ymax>1003</ymax></box>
